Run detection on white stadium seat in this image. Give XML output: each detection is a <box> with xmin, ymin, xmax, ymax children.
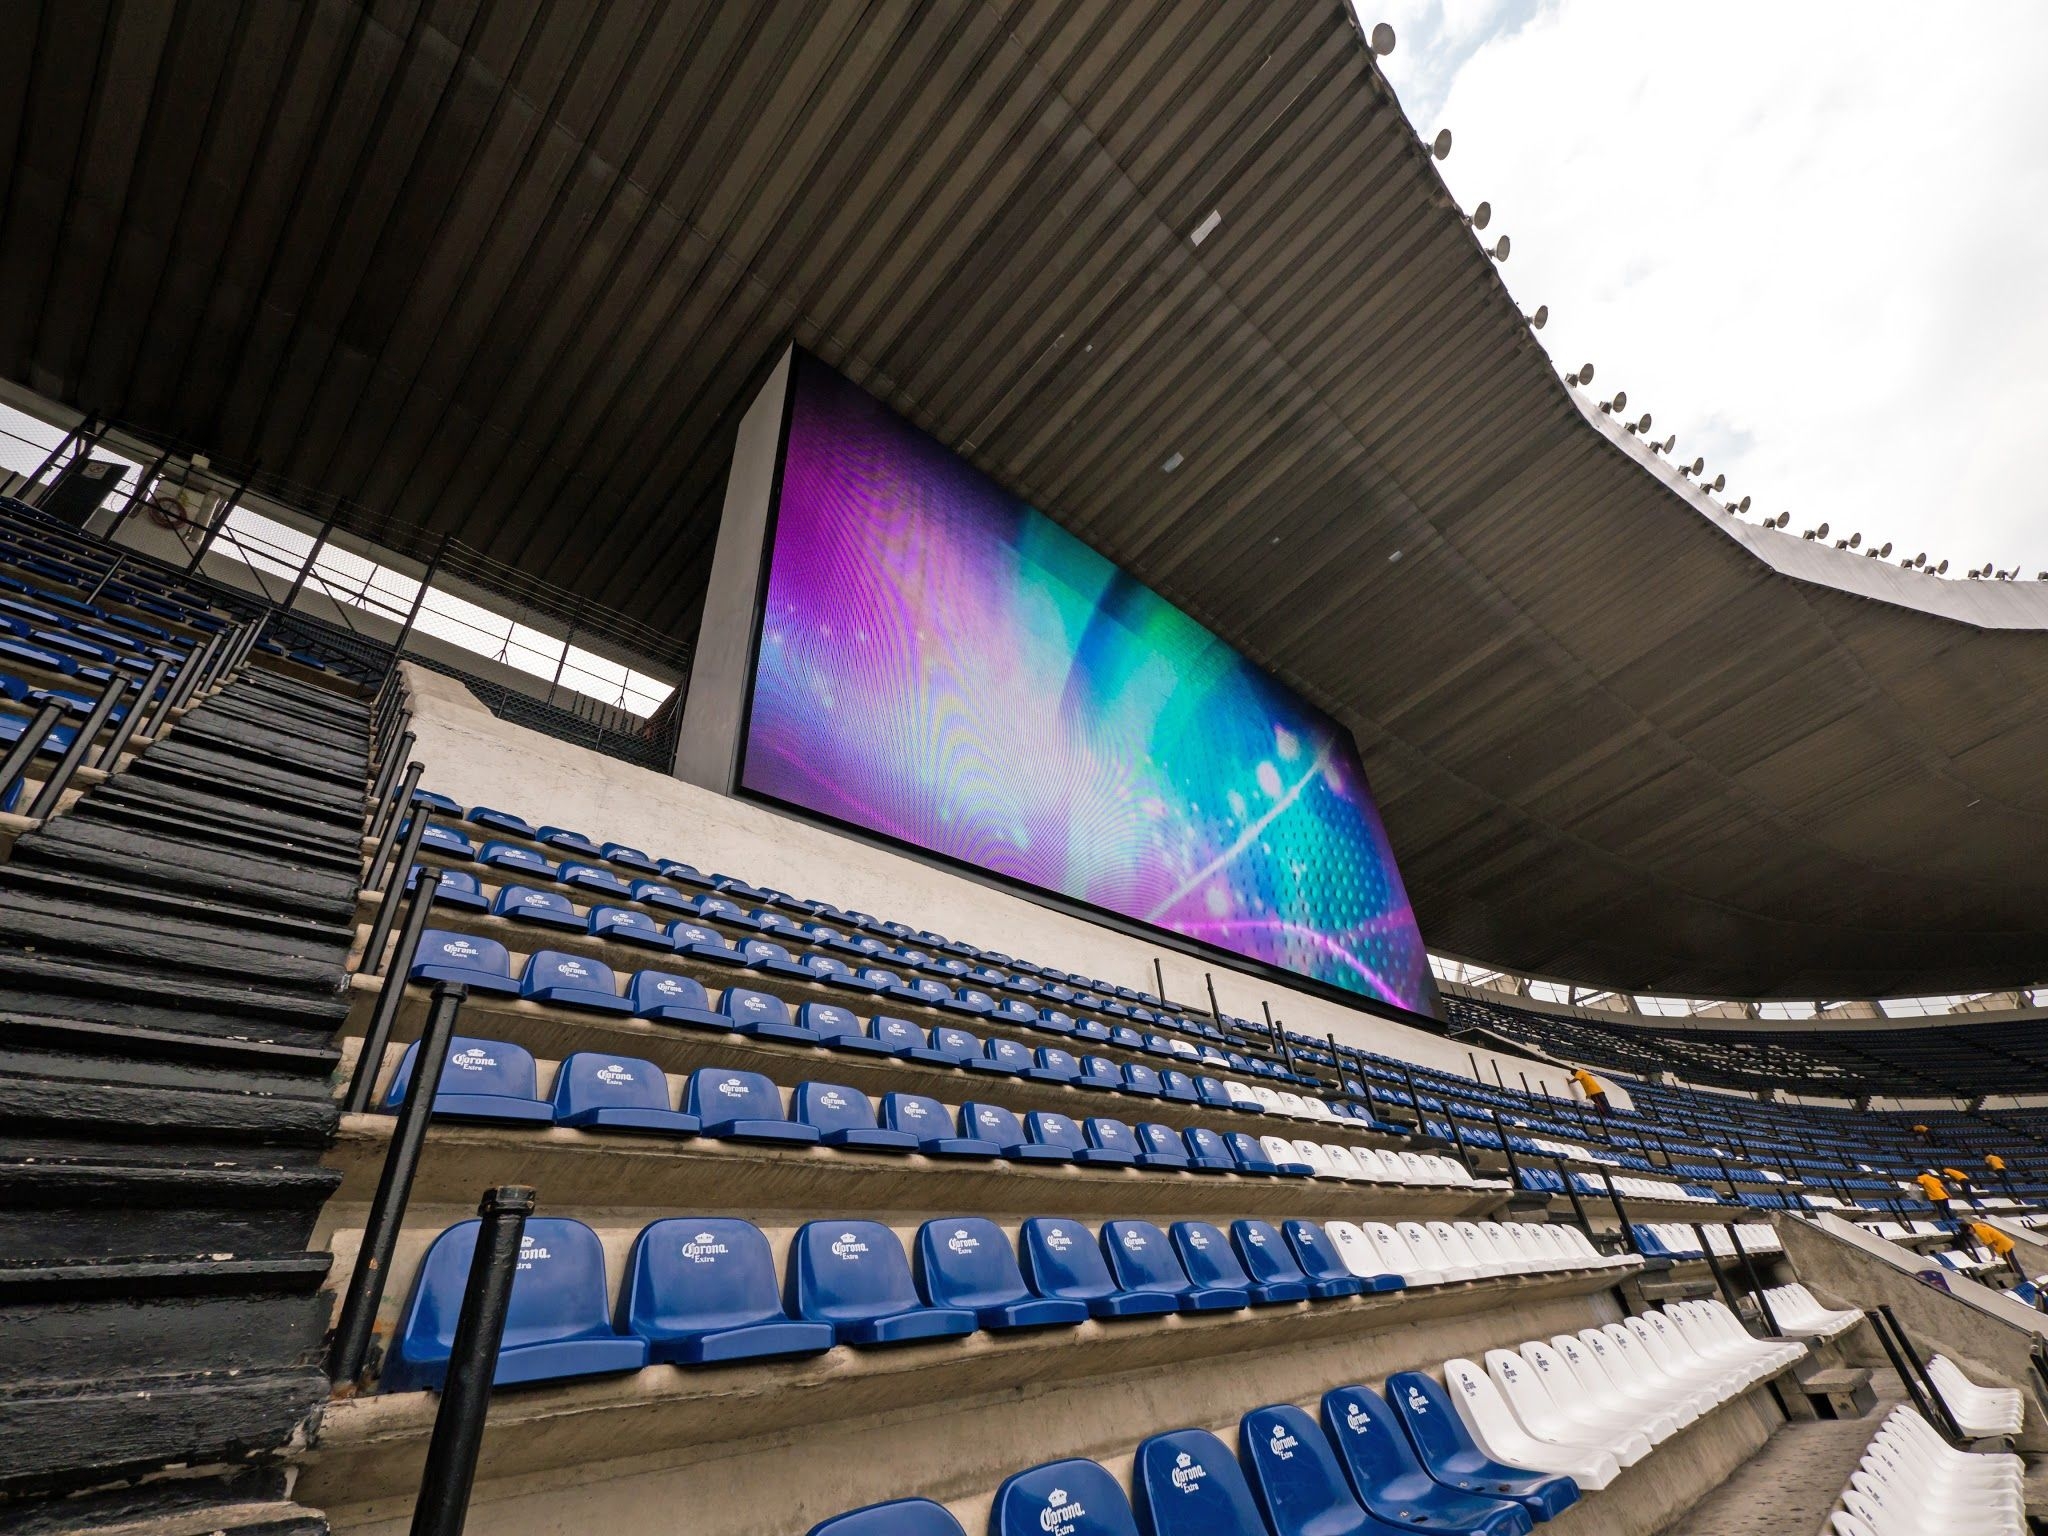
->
<box><xmin>1440</xmin><ymin>1357</ymin><xmax>1621</xmax><ymax>1490</ymax></box>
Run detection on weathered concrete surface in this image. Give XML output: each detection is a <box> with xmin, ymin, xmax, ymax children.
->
<box><xmin>1776</xmin><ymin>1214</ymin><xmax>2047</xmax><ymax>1451</ymax></box>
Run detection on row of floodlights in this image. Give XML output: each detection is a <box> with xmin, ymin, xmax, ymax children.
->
<box><xmin>1377</xmin><ymin>17</ymin><xmax>2043</xmax><ymax>584</ymax></box>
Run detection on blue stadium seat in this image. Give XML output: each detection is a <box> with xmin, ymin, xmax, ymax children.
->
<box><xmin>414</xmin><ymin>823</ymin><xmax>475</xmax><ymax>858</ymax></box>
<box><xmin>1173</xmin><ymin>1220</ymin><xmax>1301</xmax><ymax>1306</ymax></box>
<box><xmin>620</xmin><ymin>1218</ymin><xmax>835</xmax><ymax>1364</ymax></box>
<box><xmin>915</xmin><ymin>1218</ymin><xmax>1088</xmax><ymax>1331</ymax></box>
<box><xmin>1027</xmin><ymin>1111</ymin><xmax>1135</xmax><ymax>1167</ymax></box>
<box><xmin>1018</xmin><ymin>1217</ymin><xmax>1177</xmax><ymax>1319</ymax></box>
<box><xmin>520</xmin><ymin>950</ymin><xmax>631</xmax><ymax>1012</ymax></box>
<box><xmin>1078</xmin><ymin>1056</ymin><xmax>1125</xmax><ymax>1092</ymax></box>
<box><xmin>1085</xmin><ymin>1117</ymin><xmax>1150</xmax><ymax>1166</ymax></box>
<box><xmin>560</xmin><ymin>862</ymin><xmax>633</xmax><ymax>899</ymax></box>
<box><xmin>799</xmin><ymin>952</ymin><xmax>875</xmax><ymax>989</ymax></box>
<box><xmin>1134</xmin><ymin>1123</ymin><xmax>1192</xmax><ymax>1169</ymax></box>
<box><xmin>1102</xmin><ymin>1219</ymin><xmax>1247</xmax><ymax>1311</ymax></box>
<box><xmin>632</xmin><ymin>880</ymin><xmax>697</xmax><ymax>914</ymax></box>
<box><xmin>1382</xmin><ymin>1372</ymin><xmax>1579</xmax><ymax>1522</ymax></box>
<box><xmin>806</xmin><ymin>1500</ymin><xmax>967</xmax><ymax>1536</ymax></box>
<box><xmin>601</xmin><ymin>841</ymin><xmax>661</xmax><ymax>874</ymax></box>
<box><xmin>926</xmin><ymin>1026</ymin><xmax>986</xmax><ymax>1067</ymax></box>
<box><xmin>628</xmin><ymin>969</ymin><xmax>726</xmax><ymax>1028</ymax></box>
<box><xmin>1282</xmin><ymin>1221</ymin><xmax>1390</xmax><ymax>1298</ymax></box>
<box><xmin>786</xmin><ymin>1221</ymin><xmax>977</xmax><ymax>1345</ymax></box>
<box><xmin>468</xmin><ymin>806</ymin><xmax>539</xmax><ymax>838</ymax></box>
<box><xmin>1134</xmin><ymin>1428</ymin><xmax>1275</xmax><ymax>1536</ymax></box>
<box><xmin>1321</xmin><ymin>1385</ymin><xmax>1532</xmax><ymax>1536</ymax></box>
<box><xmin>1181</xmin><ymin>1128</ymin><xmax>1239</xmax><ymax>1173</ymax></box>
<box><xmin>382</xmin><ymin>1217</ymin><xmax>648</xmax><ymax>1392</ymax></box>
<box><xmin>540</xmin><ymin>826</ymin><xmax>603</xmax><ymax>856</ymax></box>
<box><xmin>668</xmin><ymin>920</ymin><xmax>746</xmax><ymax>964</ymax></box>
<box><xmin>1238</xmin><ymin>1403</ymin><xmax>1411</xmax><ymax>1536</ymax></box>
<box><xmin>1121</xmin><ymin>1064</ymin><xmax>1164</xmax><ymax>1098</ymax></box>
<box><xmin>1028</xmin><ymin>1046</ymin><xmax>1082</xmax><ymax>1085</ymax></box>
<box><xmin>409</xmin><ymin>929</ymin><xmax>520</xmax><ymax>992</ymax></box>
<box><xmin>993</xmin><ymin>1459</ymin><xmax>1140</xmax><ymax>1536</ymax></box>
<box><xmin>971</xmin><ymin>1036</ymin><xmax>1033</xmax><ymax>1075</ymax></box>
<box><xmin>881</xmin><ymin>1093</ymin><xmax>998</xmax><ymax>1157</ymax></box>
<box><xmin>963</xmin><ymin>1102</ymin><xmax>1073</xmax><ymax>1163</ymax></box>
<box><xmin>718</xmin><ymin>985</ymin><xmax>818</xmax><ymax>1044</ymax></box>
<box><xmin>491</xmin><ymin>884</ymin><xmax>582</xmax><ymax>929</ymax></box>
<box><xmin>549</xmin><ymin>1052</ymin><xmax>699</xmax><ymax>1134</ymax></box>
<box><xmin>864</xmin><ymin>1015</ymin><xmax>948</xmax><ymax>1062</ymax></box>
<box><xmin>589</xmin><ymin>905</ymin><xmax>672</xmax><ymax>949</ymax></box>
<box><xmin>383</xmin><ymin>1036</ymin><xmax>554</xmax><ymax>1123</ymax></box>
<box><xmin>411</xmin><ymin>789</ymin><xmax>464</xmax><ymax>815</ymax></box>
<box><xmin>793</xmin><ymin>1082</ymin><xmax>917</xmax><ymax>1151</ymax></box>
<box><xmin>406</xmin><ymin>865</ymin><xmax>488</xmax><ymax>911</ymax></box>
<box><xmin>1229</xmin><ymin>1219</ymin><xmax>1334</xmax><ymax>1301</ymax></box>
<box><xmin>941</xmin><ymin>987</ymin><xmax>998</xmax><ymax>1017</ymax></box>
<box><xmin>685</xmin><ymin>1069</ymin><xmax>820</xmax><ymax>1144</ymax></box>
<box><xmin>1223</xmin><ymin>1132</ymin><xmax>1283</xmax><ymax>1177</ymax></box>
<box><xmin>1195</xmin><ymin>1076</ymin><xmax>1237</xmax><ymax>1110</ymax></box>
<box><xmin>799</xmin><ymin>1002</ymin><xmax>896</xmax><ymax>1055</ymax></box>
<box><xmin>479</xmin><ymin>840</ymin><xmax>554</xmax><ymax>878</ymax></box>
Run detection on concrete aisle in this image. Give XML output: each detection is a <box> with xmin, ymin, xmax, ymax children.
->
<box><xmin>1655</xmin><ymin>1378</ymin><xmax>1903</xmax><ymax>1536</ymax></box>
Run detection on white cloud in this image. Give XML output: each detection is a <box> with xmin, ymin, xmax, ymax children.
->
<box><xmin>1363</xmin><ymin>0</ymin><xmax>2048</xmax><ymax>578</ymax></box>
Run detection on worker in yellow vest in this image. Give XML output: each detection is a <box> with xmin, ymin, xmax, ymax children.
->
<box><xmin>1967</xmin><ymin>1220</ymin><xmax>2026</xmax><ymax>1284</ymax></box>
<box><xmin>1987</xmin><ymin>1153</ymin><xmax>2016</xmax><ymax>1201</ymax></box>
<box><xmin>1914</xmin><ymin>1170</ymin><xmax>1954</xmax><ymax>1228</ymax></box>
<box><xmin>1569</xmin><ymin>1067</ymin><xmax>1611</xmax><ymax>1119</ymax></box>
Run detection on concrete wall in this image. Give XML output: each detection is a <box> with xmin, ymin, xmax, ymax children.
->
<box><xmin>401</xmin><ymin>663</ymin><xmax>1586</xmax><ymax>1090</ymax></box>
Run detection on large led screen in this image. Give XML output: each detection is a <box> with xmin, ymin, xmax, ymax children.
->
<box><xmin>739</xmin><ymin>353</ymin><xmax>1431</xmax><ymax>1012</ymax></box>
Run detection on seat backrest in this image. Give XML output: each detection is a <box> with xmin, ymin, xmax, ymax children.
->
<box><xmin>410</xmin><ymin>928</ymin><xmax>513</xmax><ymax>983</ymax></box>
<box><xmin>1036</xmin><ymin>1047</ymin><xmax>1080</xmax><ymax>1077</ymax></box>
<box><xmin>1237</xmin><ymin>1402</ymin><xmax>1367</xmax><ymax>1536</ymax></box>
<box><xmin>1026</xmin><ymin>1111</ymin><xmax>1088</xmax><ymax>1154</ymax></box>
<box><xmin>1086</xmin><ymin>1118</ymin><xmax>1140</xmax><ymax>1157</ymax></box>
<box><xmin>1161</xmin><ymin>1070</ymin><xmax>1196</xmax><ymax>1097</ymax></box>
<box><xmin>786</xmin><ymin>1221</ymin><xmax>921</xmax><ymax>1326</ymax></box>
<box><xmin>1080</xmin><ymin>1055</ymin><xmax>1123</xmax><ymax>1085</ymax></box>
<box><xmin>916</xmin><ymin>1217</ymin><xmax>1029</xmax><ymax>1309</ymax></box>
<box><xmin>793</xmin><ymin>1081</ymin><xmax>882</xmax><ymax>1135</ymax></box>
<box><xmin>1171</xmin><ymin>1222</ymin><xmax>1252</xmax><ymax>1290</ymax></box>
<box><xmin>806</xmin><ymin>1499</ymin><xmax>968</xmax><ymax>1536</ymax></box>
<box><xmin>1124</xmin><ymin>1064</ymin><xmax>1162</xmax><ymax>1094</ymax></box>
<box><xmin>1136</xmin><ymin>1123</ymin><xmax>1187</xmax><ymax>1160</ymax></box>
<box><xmin>685</xmin><ymin>1068</ymin><xmax>787</xmax><ymax>1123</ymax></box>
<box><xmin>963</xmin><ymin>1101</ymin><xmax>1028</xmax><ymax>1146</ymax></box>
<box><xmin>1019</xmin><ymin>1218</ymin><xmax>1114</xmax><ymax>1303</ymax></box>
<box><xmin>494</xmin><ymin>887</ymin><xmax>577</xmax><ymax>925</ymax></box>
<box><xmin>1229</xmin><ymin>1221</ymin><xmax>1306</xmax><ymax>1288</ymax></box>
<box><xmin>1223</xmin><ymin>1132</ymin><xmax>1273</xmax><ymax>1170</ymax></box>
<box><xmin>629</xmin><ymin>969</ymin><xmax>712</xmax><ymax>1013</ymax></box>
<box><xmin>550</xmin><ymin>1053</ymin><xmax>672</xmax><ymax>1115</ymax></box>
<box><xmin>1281</xmin><ymin>1221</ymin><xmax>1351</xmax><ymax>1285</ymax></box>
<box><xmin>384</xmin><ymin>1035</ymin><xmax>540</xmax><ymax>1109</ymax></box>
<box><xmin>621</xmin><ymin>1217</ymin><xmax>789</xmax><ymax>1335</ymax></box>
<box><xmin>1102</xmin><ymin>1221</ymin><xmax>1189</xmax><ymax>1295</ymax></box>
<box><xmin>1184</xmin><ymin>1128</ymin><xmax>1233</xmax><ymax>1165</ymax></box>
<box><xmin>880</xmin><ymin>1092</ymin><xmax>953</xmax><ymax>1140</ymax></box>
<box><xmin>719</xmin><ymin>986</ymin><xmax>794</xmax><ymax>1028</ymax></box>
<box><xmin>1383</xmin><ymin>1371</ymin><xmax>1487</xmax><ymax>1475</ymax></box>
<box><xmin>928</xmin><ymin>1026</ymin><xmax>983</xmax><ymax>1063</ymax></box>
<box><xmin>992</xmin><ymin>1458</ymin><xmax>1141</xmax><ymax>1536</ymax></box>
<box><xmin>867</xmin><ymin>1015</ymin><xmax>924</xmax><ymax>1052</ymax></box>
<box><xmin>797</xmin><ymin>1002</ymin><xmax>863</xmax><ymax>1043</ymax></box>
<box><xmin>398</xmin><ymin>1216</ymin><xmax>616</xmax><ymax>1359</ymax></box>
<box><xmin>1132</xmin><ymin>1427</ymin><xmax>1271</xmax><ymax>1536</ymax></box>
<box><xmin>523</xmin><ymin>950</ymin><xmax>620</xmax><ymax>996</ymax></box>
<box><xmin>591</xmin><ymin>905</ymin><xmax>663</xmax><ymax>940</ymax></box>
<box><xmin>1320</xmin><ymin>1384</ymin><xmax>1429</xmax><ymax>1497</ymax></box>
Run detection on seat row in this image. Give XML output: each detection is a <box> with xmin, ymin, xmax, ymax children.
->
<box><xmin>1926</xmin><ymin>1354</ymin><xmax>2024</xmax><ymax>1438</ymax></box>
<box><xmin>384</xmin><ymin>1211</ymin><xmax>1402</xmax><ymax>1392</ymax></box>
<box><xmin>401</xmin><ymin>927</ymin><xmax>1311</xmax><ymax>1106</ymax></box>
<box><xmin>1453</xmin><ymin>1300</ymin><xmax>1805</xmax><ymax>1490</ymax></box>
<box><xmin>1628</xmin><ymin>1222</ymin><xmax>1784</xmax><ymax>1261</ymax></box>
<box><xmin>1515</xmin><ymin>1167</ymin><xmax>1718</xmax><ymax>1204</ymax></box>
<box><xmin>1827</xmin><ymin>1404</ymin><xmax>2025</xmax><ymax>1536</ymax></box>
<box><xmin>812</xmin><ymin>1375</ymin><xmax>1583</xmax><ymax>1536</ymax></box>
<box><xmin>1760</xmin><ymin>1283</ymin><xmax>1863</xmax><ymax>1340</ymax></box>
<box><xmin>384</xmin><ymin>1208</ymin><xmax>1626</xmax><ymax>1396</ymax></box>
<box><xmin>376</xmin><ymin>1033</ymin><xmax>1472</xmax><ymax>1187</ymax></box>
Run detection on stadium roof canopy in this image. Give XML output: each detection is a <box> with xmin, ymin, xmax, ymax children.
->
<box><xmin>4</xmin><ymin>0</ymin><xmax>2046</xmax><ymax>998</ymax></box>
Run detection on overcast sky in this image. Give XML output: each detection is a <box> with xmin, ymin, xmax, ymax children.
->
<box><xmin>1361</xmin><ymin>0</ymin><xmax>2048</xmax><ymax>580</ymax></box>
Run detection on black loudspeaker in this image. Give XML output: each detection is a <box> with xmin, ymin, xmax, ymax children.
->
<box><xmin>41</xmin><ymin>456</ymin><xmax>126</xmax><ymax>526</ymax></box>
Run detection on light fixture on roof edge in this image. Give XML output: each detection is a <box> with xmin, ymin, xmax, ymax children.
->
<box><xmin>1432</xmin><ymin>129</ymin><xmax>1452</xmax><ymax>160</ymax></box>
<box><xmin>1528</xmin><ymin>304</ymin><xmax>1548</xmax><ymax>329</ymax></box>
<box><xmin>1371</xmin><ymin>22</ymin><xmax>1396</xmax><ymax>55</ymax></box>
<box><xmin>1468</xmin><ymin>201</ymin><xmax>1491</xmax><ymax>231</ymax></box>
<box><xmin>1565</xmin><ymin>363</ymin><xmax>1593</xmax><ymax>386</ymax></box>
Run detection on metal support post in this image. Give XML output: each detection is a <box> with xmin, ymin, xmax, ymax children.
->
<box><xmin>364</xmin><ymin>761</ymin><xmax>425</xmax><ymax>893</ymax></box>
<box><xmin>0</xmin><ymin>700</ymin><xmax>66</xmax><ymax>810</ymax></box>
<box><xmin>27</xmin><ymin>677</ymin><xmax>126</xmax><ymax>818</ymax></box>
<box><xmin>344</xmin><ymin>869</ymin><xmax>443</xmax><ymax>1112</ymax></box>
<box><xmin>95</xmin><ymin>659</ymin><xmax>170</xmax><ymax>769</ymax></box>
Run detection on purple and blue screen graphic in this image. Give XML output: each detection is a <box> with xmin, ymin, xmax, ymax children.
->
<box><xmin>740</xmin><ymin>355</ymin><xmax>1431</xmax><ymax>1011</ymax></box>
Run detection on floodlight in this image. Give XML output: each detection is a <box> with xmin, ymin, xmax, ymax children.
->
<box><xmin>1491</xmin><ymin>236</ymin><xmax>1510</xmax><ymax>260</ymax></box>
<box><xmin>1433</xmin><ymin>128</ymin><xmax>1452</xmax><ymax>159</ymax></box>
<box><xmin>1737</xmin><ymin>495</ymin><xmax>1751</xmax><ymax>512</ymax></box>
<box><xmin>1878</xmin><ymin>542</ymin><xmax>1891</xmax><ymax>558</ymax></box>
<box><xmin>1530</xmin><ymin>304</ymin><xmax>1548</xmax><ymax>329</ymax></box>
<box><xmin>1711</xmin><ymin>473</ymin><xmax>1725</xmax><ymax>492</ymax></box>
<box><xmin>1470</xmin><ymin>201</ymin><xmax>1491</xmax><ymax>231</ymax></box>
<box><xmin>1848</xmin><ymin>532</ymin><xmax>1861</xmax><ymax>549</ymax></box>
<box><xmin>1774</xmin><ymin>512</ymin><xmax>1790</xmax><ymax>528</ymax></box>
<box><xmin>1936</xmin><ymin>559</ymin><xmax>1949</xmax><ymax>573</ymax></box>
<box><xmin>1816</xmin><ymin>522</ymin><xmax>1829</xmax><ymax>538</ymax></box>
<box><xmin>1371</xmin><ymin>21</ymin><xmax>1396</xmax><ymax>54</ymax></box>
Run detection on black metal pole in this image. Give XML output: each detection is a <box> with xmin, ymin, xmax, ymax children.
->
<box><xmin>221</xmin><ymin>612</ymin><xmax>267</xmax><ymax>679</ymax></box>
<box><xmin>1203</xmin><ymin>971</ymin><xmax>1222</xmax><ymax>1026</ymax></box>
<box><xmin>1694</xmin><ymin>1224</ymin><xmax>1747</xmax><ymax>1317</ymax></box>
<box><xmin>94</xmin><ymin>658</ymin><xmax>169</xmax><ymax>769</ymax></box>
<box><xmin>366</xmin><ymin>731</ymin><xmax>417</xmax><ymax>841</ymax></box>
<box><xmin>104</xmin><ymin>449</ymin><xmax>171</xmax><ymax>542</ymax></box>
<box><xmin>1399</xmin><ymin>1062</ymin><xmax>1429</xmax><ymax>1136</ymax></box>
<box><xmin>408</xmin><ymin>1184</ymin><xmax>536</xmax><ymax>1536</ymax></box>
<box><xmin>184</xmin><ymin>471</ymin><xmax>252</xmax><ymax>573</ymax></box>
<box><xmin>1489</xmin><ymin>1107</ymin><xmax>1522</xmax><ymax>1187</ymax></box>
<box><xmin>148</xmin><ymin>632</ymin><xmax>220</xmax><ymax>732</ymax></box>
<box><xmin>344</xmin><ymin>869</ymin><xmax>442</xmax><ymax>1112</ymax></box>
<box><xmin>1152</xmin><ymin>956</ymin><xmax>1166</xmax><ymax>1005</ymax></box>
<box><xmin>365</xmin><ymin>761</ymin><xmax>425</xmax><ymax>894</ymax></box>
<box><xmin>84</xmin><ymin>548</ymin><xmax>128</xmax><ymax>605</ymax></box>
<box><xmin>27</xmin><ymin>676</ymin><xmax>126</xmax><ymax>818</ymax></box>
<box><xmin>388</xmin><ymin>532</ymin><xmax>448</xmax><ymax>666</ymax></box>
<box><xmin>1866</xmin><ymin>1309</ymin><xmax>1953</xmax><ymax>1440</ymax></box>
<box><xmin>1491</xmin><ymin>1060</ymin><xmax>1506</xmax><ymax>1090</ymax></box>
<box><xmin>0</xmin><ymin>700</ymin><xmax>66</xmax><ymax>809</ymax></box>
<box><xmin>20</xmin><ymin>418</ymin><xmax>88</xmax><ymax>501</ymax></box>
<box><xmin>1440</xmin><ymin>1103</ymin><xmax>1473</xmax><ymax>1166</ymax></box>
<box><xmin>363</xmin><ymin>814</ymin><xmax>435</xmax><ymax>974</ymax></box>
<box><xmin>1874</xmin><ymin>1303</ymin><xmax>1967</xmax><ymax>1442</ymax></box>
<box><xmin>1553</xmin><ymin>1156</ymin><xmax>1594</xmax><ymax>1238</ymax></box>
<box><xmin>1467</xmin><ymin>1051</ymin><xmax>1482</xmax><ymax>1082</ymax></box>
<box><xmin>279</xmin><ymin>507</ymin><xmax>344</xmax><ymax>615</ymax></box>
<box><xmin>1597</xmin><ymin>1170</ymin><xmax>1640</xmax><ymax>1254</ymax></box>
<box><xmin>1726</xmin><ymin>1225</ymin><xmax>1782</xmax><ymax>1336</ymax></box>
<box><xmin>329</xmin><ymin>981</ymin><xmax>468</xmax><ymax>1385</ymax></box>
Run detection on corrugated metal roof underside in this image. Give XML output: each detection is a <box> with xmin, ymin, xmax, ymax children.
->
<box><xmin>4</xmin><ymin>0</ymin><xmax>2045</xmax><ymax>996</ymax></box>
